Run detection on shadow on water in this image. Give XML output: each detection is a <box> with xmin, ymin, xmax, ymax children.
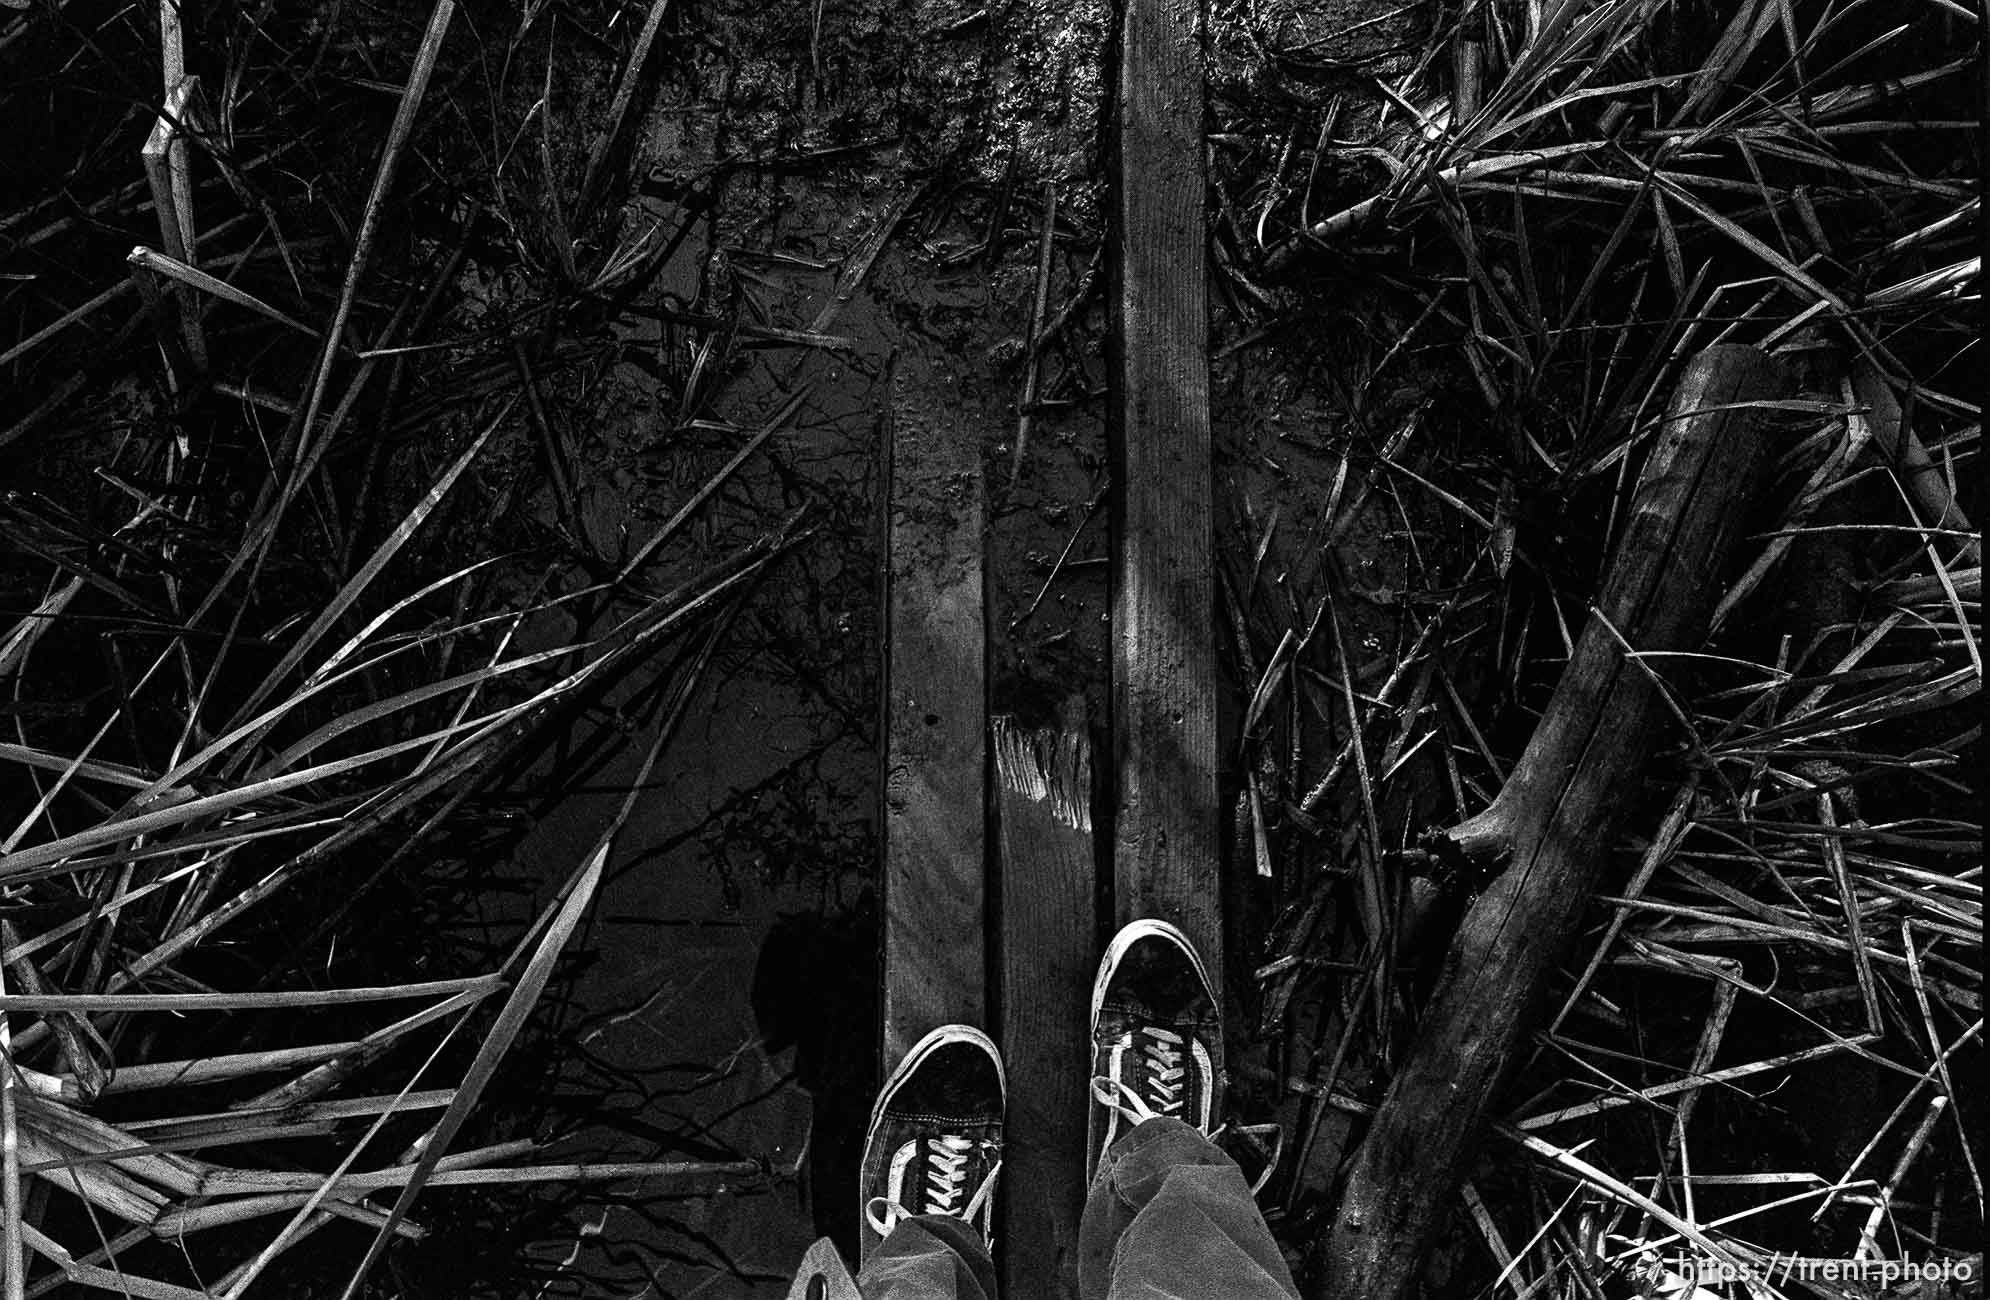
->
<box><xmin>752</xmin><ymin>893</ymin><xmax>882</xmax><ymax>1260</ymax></box>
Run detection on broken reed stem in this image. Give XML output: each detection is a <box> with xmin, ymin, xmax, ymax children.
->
<box><xmin>140</xmin><ymin>75</ymin><xmax>203</xmax><ymax>368</ymax></box>
<box><xmin>0</xmin><ymin>921</ymin><xmax>107</xmax><ymax>1104</ymax></box>
<box><xmin>2</xmin><ymin>960</ymin><xmax>24</xmax><ymax>1300</ymax></box>
<box><xmin>158</xmin><ymin>0</ymin><xmax>182</xmax><ymax>90</ymax></box>
<box><xmin>19</xmin><ymin>1222</ymin><xmax>199</xmax><ymax>1300</ymax></box>
<box><xmin>1900</xmin><ymin>921</ymin><xmax>1985</xmax><ymax>1207</ymax></box>
<box><xmin>126</xmin><ymin>255</ymin><xmax>195</xmax><ymax>392</ymax></box>
<box><xmin>1855</xmin><ymin>1096</ymin><xmax>1949</xmax><ymax>1259</ymax></box>
<box><xmin>1852</xmin><ymin>361</ymin><xmax>1977</xmax><ymax>560</ymax></box>
<box><xmin>127</xmin><ymin>246</ymin><xmax>316</xmax><ymax>339</ymax></box>
<box><xmin>175</xmin><ymin>1157</ymin><xmax>764</xmax><ymax>1210</ymax></box>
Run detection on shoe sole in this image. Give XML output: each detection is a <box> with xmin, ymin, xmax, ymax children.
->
<box><xmin>1090</xmin><ymin>917</ymin><xmax>1215</xmax><ymax>1026</ymax></box>
<box><xmin>864</xmin><ymin>1023</ymin><xmax>1007</xmax><ymax>1152</ymax></box>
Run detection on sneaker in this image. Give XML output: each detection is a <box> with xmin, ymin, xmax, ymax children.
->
<box><xmin>858</xmin><ymin>1024</ymin><xmax>1005</xmax><ymax>1263</ymax></box>
<box><xmin>1087</xmin><ymin>918</ymin><xmax>1224</xmax><ymax>1180</ymax></box>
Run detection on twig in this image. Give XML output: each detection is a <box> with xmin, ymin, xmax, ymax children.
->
<box><xmin>1031</xmin><ymin>248</ymin><xmax>1102</xmax><ymax>359</ymax></box>
<box><xmin>1007</xmin><ymin>182</ymin><xmax>1059</xmax><ymax>495</ymax></box>
<box><xmin>1299</xmin><ymin>597</ymin><xmax>1455</xmax><ymax>815</ymax></box>
<box><xmin>1013</xmin><ymin>480</ymin><xmax>1108</xmax><ymax>631</ymax></box>
<box><xmin>511</xmin><ymin>340</ymin><xmax>584</xmax><ymax>548</ymax></box>
<box><xmin>646</xmin><ymin>306</ymin><xmax>856</xmax><ymax>350</ymax></box>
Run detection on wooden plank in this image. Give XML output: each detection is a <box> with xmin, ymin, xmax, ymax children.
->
<box><xmin>994</xmin><ymin>703</ymin><xmax>1096</xmax><ymax>1300</ymax></box>
<box><xmin>1315</xmin><ymin>345</ymin><xmax>1781</xmax><ymax>1300</ymax></box>
<box><xmin>880</xmin><ymin>358</ymin><xmax>988</xmax><ymax>1067</ymax></box>
<box><xmin>1106</xmin><ymin>0</ymin><xmax>1222</xmax><ymax>982</ymax></box>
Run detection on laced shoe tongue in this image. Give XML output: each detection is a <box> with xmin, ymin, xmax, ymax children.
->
<box><xmin>865</xmin><ymin>1136</ymin><xmax>971</xmax><ymax>1236</ymax></box>
<box><xmin>921</xmin><ymin>1136</ymin><xmax>972</xmax><ymax>1212</ymax></box>
<box><xmin>1139</xmin><ymin>1025</ymin><xmax>1203</xmax><ymax>1119</ymax></box>
<box><xmin>1139</xmin><ymin>1028</ymin><xmax>1187</xmax><ymax>1115</ymax></box>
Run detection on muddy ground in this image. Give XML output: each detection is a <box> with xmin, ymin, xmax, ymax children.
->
<box><xmin>413</xmin><ymin>0</ymin><xmax>1484</xmax><ymax>1286</ymax></box>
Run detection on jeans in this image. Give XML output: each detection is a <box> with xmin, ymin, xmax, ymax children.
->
<box><xmin>786</xmin><ymin>1118</ymin><xmax>1299</xmax><ymax>1300</ymax></box>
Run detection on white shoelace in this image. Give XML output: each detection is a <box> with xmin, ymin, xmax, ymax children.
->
<box><xmin>865</xmin><ymin>1136</ymin><xmax>1001</xmax><ymax>1239</ymax></box>
<box><xmin>1093</xmin><ymin>1026</ymin><xmax>1197</xmax><ymax>1126</ymax></box>
<box><xmin>1139</xmin><ymin>1026</ymin><xmax>1187</xmax><ymax>1115</ymax></box>
<box><xmin>1093</xmin><ymin>1031</ymin><xmax>1282</xmax><ymax>1196</ymax></box>
<box><xmin>1091</xmin><ymin>1073</ymin><xmax>1169</xmax><ymax>1126</ymax></box>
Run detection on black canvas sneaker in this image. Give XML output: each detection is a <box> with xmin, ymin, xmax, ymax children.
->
<box><xmin>1086</xmin><ymin>918</ymin><xmax>1224</xmax><ymax>1181</ymax></box>
<box><xmin>858</xmin><ymin>1024</ymin><xmax>1005</xmax><ymax>1264</ymax></box>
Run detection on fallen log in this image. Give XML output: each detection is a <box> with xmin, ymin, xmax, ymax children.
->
<box><xmin>1313</xmin><ymin>344</ymin><xmax>1783</xmax><ymax>1300</ymax></box>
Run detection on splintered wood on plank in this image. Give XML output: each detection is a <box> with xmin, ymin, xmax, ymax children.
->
<box><xmin>880</xmin><ymin>358</ymin><xmax>987</xmax><ymax>1067</ymax></box>
<box><xmin>995</xmin><ymin>704</ymin><xmax>1096</xmax><ymax>1300</ymax></box>
<box><xmin>1108</xmin><ymin>0</ymin><xmax>1221</xmax><ymax>982</ymax></box>
<box><xmin>1316</xmin><ymin>345</ymin><xmax>1782</xmax><ymax>1300</ymax></box>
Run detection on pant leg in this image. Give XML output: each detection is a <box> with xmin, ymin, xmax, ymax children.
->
<box><xmin>852</xmin><ymin>1214</ymin><xmax>999</xmax><ymax>1300</ymax></box>
<box><xmin>786</xmin><ymin>1237</ymin><xmax>863</xmax><ymax>1300</ymax></box>
<box><xmin>1077</xmin><ymin>1117</ymin><xmax>1299</xmax><ymax>1300</ymax></box>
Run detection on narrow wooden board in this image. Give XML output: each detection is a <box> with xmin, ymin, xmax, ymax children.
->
<box><xmin>880</xmin><ymin>358</ymin><xmax>988</xmax><ymax>1067</ymax></box>
<box><xmin>994</xmin><ymin>704</ymin><xmax>1096</xmax><ymax>1300</ymax></box>
<box><xmin>1107</xmin><ymin>0</ymin><xmax>1222</xmax><ymax>982</ymax></box>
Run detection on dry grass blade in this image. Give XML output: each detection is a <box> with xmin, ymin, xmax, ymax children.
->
<box><xmin>224</xmin><ymin>401</ymin><xmax>509</xmax><ymax>735</ymax></box>
<box><xmin>285</xmin><ymin>0</ymin><xmax>456</xmax><ymax>473</ymax></box>
<box><xmin>615</xmin><ymin>387</ymin><xmax>811</xmax><ymax>581</ymax></box>
<box><xmin>1</xmin><ymin>725</ymin><xmax>504</xmax><ymax>878</ymax></box>
<box><xmin>1503</xmin><ymin>1126</ymin><xmax>1764</xmax><ymax>1279</ymax></box>
<box><xmin>809</xmin><ymin>186</ymin><xmax>922</xmax><ymax>334</ymax></box>
<box><xmin>328</xmin><ymin>840</ymin><xmax>608</xmax><ymax>1300</ymax></box>
<box><xmin>0</xmin><ymin>283</ymin><xmax>133</xmax><ymax>370</ymax></box>
<box><xmin>1308</xmin><ymin>143</ymin><xmax>1608</xmax><ymax>240</ymax></box>
<box><xmin>0</xmin><ymin>745</ymin><xmax>153</xmax><ymax>791</ymax></box>
<box><xmin>577</xmin><ymin>0</ymin><xmax>673</xmax><ymax>223</ymax></box>
<box><xmin>18</xmin><ymin>1224</ymin><xmax>203</xmax><ymax>1300</ymax></box>
<box><xmin>0</xmin><ymin>976</ymin><xmax>501</xmax><ymax>1014</ymax></box>
<box><xmin>237</xmin><ymin>988</ymin><xmax>494</xmax><ymax>1112</ymax></box>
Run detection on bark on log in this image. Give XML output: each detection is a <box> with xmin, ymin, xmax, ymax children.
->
<box><xmin>1313</xmin><ymin>344</ymin><xmax>1782</xmax><ymax>1300</ymax></box>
